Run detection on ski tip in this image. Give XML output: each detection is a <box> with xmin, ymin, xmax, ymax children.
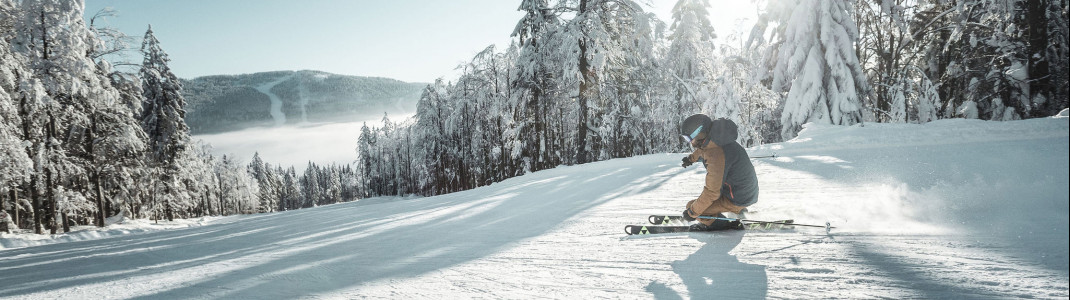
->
<box><xmin>647</xmin><ymin>215</ymin><xmax>659</xmax><ymax>225</ymax></box>
<box><xmin>628</xmin><ymin>225</ymin><xmax>654</xmax><ymax>235</ymax></box>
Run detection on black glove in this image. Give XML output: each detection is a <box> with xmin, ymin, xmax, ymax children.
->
<box><xmin>682</xmin><ymin>209</ymin><xmax>696</xmax><ymax>222</ymax></box>
<box><xmin>681</xmin><ymin>156</ymin><xmax>693</xmax><ymax>168</ymax></box>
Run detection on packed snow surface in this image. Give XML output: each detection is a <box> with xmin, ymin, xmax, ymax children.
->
<box><xmin>2</xmin><ymin>117</ymin><xmax>1067</xmax><ymax>299</ymax></box>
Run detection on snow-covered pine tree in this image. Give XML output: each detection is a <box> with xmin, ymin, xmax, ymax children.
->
<box><xmin>390</xmin><ymin>118</ymin><xmax>416</xmax><ymax>196</ymax></box>
<box><xmin>1038</xmin><ymin>0</ymin><xmax>1069</xmax><ymax>115</ymax></box>
<box><xmin>708</xmin><ymin>39</ymin><xmax>780</xmax><ymax>146</ymax></box>
<box><xmin>854</xmin><ymin>0</ymin><xmax>906</xmax><ymax>123</ymax></box>
<box><xmin>914</xmin><ymin>0</ymin><xmax>1053</xmax><ymax>121</ymax></box>
<box><xmin>955</xmin><ymin>0</ymin><xmax>1027</xmax><ymax>121</ymax></box>
<box><xmin>559</xmin><ymin>0</ymin><xmax>650</xmax><ymax>163</ymax></box>
<box><xmin>0</xmin><ymin>0</ymin><xmax>13</xmax><ymax>31</ymax></box>
<box><xmin>376</xmin><ymin>114</ymin><xmax>398</xmax><ymax>195</ymax></box>
<box><xmin>301</xmin><ymin>162</ymin><xmax>322</xmax><ymax>207</ymax></box>
<box><xmin>82</xmin><ymin>6</ymin><xmax>148</xmax><ymax>226</ymax></box>
<box><xmin>665</xmin><ymin>0</ymin><xmax>748</xmax><ymax>144</ymax></box>
<box><xmin>759</xmin><ymin>0</ymin><xmax>869</xmax><ymax>139</ymax></box>
<box><xmin>85</xmin><ymin>69</ymin><xmax>147</xmax><ymax>226</ymax></box>
<box><xmin>214</xmin><ymin>154</ymin><xmax>259</xmax><ymax>215</ymax></box>
<box><xmin>0</xmin><ymin>0</ymin><xmax>33</xmax><ymax>226</ymax></box>
<box><xmin>446</xmin><ymin>66</ymin><xmax>478</xmax><ymax>193</ymax></box>
<box><xmin>594</xmin><ymin>1</ymin><xmax>657</xmax><ymax>160</ymax></box>
<box><xmin>666</xmin><ymin>0</ymin><xmax>716</xmax><ymax>136</ymax></box>
<box><xmin>562</xmin><ymin>0</ymin><xmax>602</xmax><ymax>164</ymax></box>
<box><xmin>212</xmin><ymin>154</ymin><xmax>231</xmax><ymax>215</ymax></box>
<box><xmin>324</xmin><ymin>166</ymin><xmax>342</xmax><ymax>204</ymax></box>
<box><xmin>139</xmin><ymin>25</ymin><xmax>191</xmax><ymax>221</ymax></box>
<box><xmin>481</xmin><ymin>45</ymin><xmax>516</xmax><ymax>183</ymax></box>
<box><xmin>942</xmin><ymin>0</ymin><xmax>1066</xmax><ymax>120</ymax></box>
<box><xmin>263</xmin><ymin>163</ymin><xmax>282</xmax><ymax>212</ymax></box>
<box><xmin>512</xmin><ymin>0</ymin><xmax>561</xmax><ymax>171</ymax></box>
<box><xmin>280</xmin><ymin>166</ymin><xmax>300</xmax><ymax>211</ymax></box>
<box><xmin>446</xmin><ymin>45</ymin><xmax>513</xmax><ymax>192</ymax></box>
<box><xmin>248</xmin><ymin>152</ymin><xmax>280</xmax><ymax>213</ymax></box>
<box><xmin>914</xmin><ymin>71</ymin><xmax>940</xmax><ymax>123</ymax></box>
<box><xmin>1008</xmin><ymin>0</ymin><xmax>1065</xmax><ymax>118</ymax></box>
<box><xmin>338</xmin><ymin>164</ymin><xmax>358</xmax><ymax>201</ymax></box>
<box><xmin>176</xmin><ymin>141</ymin><xmax>216</xmax><ymax>217</ymax></box>
<box><xmin>14</xmin><ymin>0</ymin><xmax>122</xmax><ymax>233</ymax></box>
<box><xmin>356</xmin><ymin>122</ymin><xmax>375</xmax><ymax>197</ymax></box>
<box><xmin>96</xmin><ymin>72</ymin><xmax>149</xmax><ymax>220</ymax></box>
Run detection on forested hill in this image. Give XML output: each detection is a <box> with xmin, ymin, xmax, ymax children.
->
<box><xmin>181</xmin><ymin>70</ymin><xmax>425</xmax><ymax>134</ymax></box>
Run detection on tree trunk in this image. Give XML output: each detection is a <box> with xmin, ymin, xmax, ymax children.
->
<box><xmin>217</xmin><ymin>178</ymin><xmax>225</xmax><ymax>216</ymax></box>
<box><xmin>1025</xmin><ymin>0</ymin><xmax>1051</xmax><ymax>117</ymax></box>
<box><xmin>89</xmin><ymin>117</ymin><xmax>106</xmax><ymax>227</ymax></box>
<box><xmin>32</xmin><ymin>175</ymin><xmax>42</xmax><ymax>234</ymax></box>
<box><xmin>94</xmin><ymin>171</ymin><xmax>105</xmax><ymax>227</ymax></box>
<box><xmin>575</xmin><ymin>0</ymin><xmax>595</xmax><ymax>165</ymax></box>
<box><xmin>47</xmin><ymin>113</ymin><xmax>58</xmax><ymax>235</ymax></box>
<box><xmin>533</xmin><ymin>89</ymin><xmax>546</xmax><ymax>170</ymax></box>
<box><xmin>128</xmin><ymin>201</ymin><xmax>138</xmax><ymax>219</ymax></box>
<box><xmin>152</xmin><ymin>175</ymin><xmax>158</xmax><ymax>223</ymax></box>
<box><xmin>61</xmin><ymin>212</ymin><xmax>70</xmax><ymax>233</ymax></box>
<box><xmin>21</xmin><ymin>93</ymin><xmax>42</xmax><ymax>234</ymax></box>
<box><xmin>104</xmin><ymin>186</ymin><xmax>112</xmax><ymax>221</ymax></box>
<box><xmin>10</xmin><ymin>189</ymin><xmax>18</xmax><ymax>230</ymax></box>
<box><xmin>47</xmin><ymin>166</ymin><xmax>56</xmax><ymax>235</ymax></box>
<box><xmin>164</xmin><ymin>181</ymin><xmax>174</xmax><ymax>221</ymax></box>
<box><xmin>1</xmin><ymin>191</ymin><xmax>8</xmax><ymax>233</ymax></box>
<box><xmin>203</xmin><ymin>189</ymin><xmax>210</xmax><ymax>217</ymax></box>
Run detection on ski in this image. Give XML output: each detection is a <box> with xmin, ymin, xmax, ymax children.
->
<box><xmin>742</xmin><ymin>219</ymin><xmax>795</xmax><ymax>230</ymax></box>
<box><xmin>699</xmin><ymin>216</ymin><xmax>831</xmax><ymax>229</ymax></box>
<box><xmin>648</xmin><ymin>214</ymin><xmax>805</xmax><ymax>228</ymax></box>
<box><xmin>625</xmin><ymin>225</ymin><xmax>692</xmax><ymax>235</ymax></box>
<box><xmin>628</xmin><ymin>217</ymin><xmax>797</xmax><ymax>235</ymax></box>
<box><xmin>648</xmin><ymin>215</ymin><xmax>688</xmax><ymax>225</ymax></box>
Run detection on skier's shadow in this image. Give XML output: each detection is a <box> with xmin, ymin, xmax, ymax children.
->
<box><xmin>647</xmin><ymin>231</ymin><xmax>767</xmax><ymax>299</ymax></box>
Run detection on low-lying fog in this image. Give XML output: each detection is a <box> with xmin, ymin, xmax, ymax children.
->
<box><xmin>193</xmin><ymin>115</ymin><xmax>408</xmax><ymax>172</ymax></box>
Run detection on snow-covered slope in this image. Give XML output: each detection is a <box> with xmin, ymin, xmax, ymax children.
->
<box><xmin>2</xmin><ymin>117</ymin><xmax>1067</xmax><ymax>299</ymax></box>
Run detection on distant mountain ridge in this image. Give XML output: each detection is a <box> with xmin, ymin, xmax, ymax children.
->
<box><xmin>182</xmin><ymin>70</ymin><xmax>426</xmax><ymax>134</ymax></box>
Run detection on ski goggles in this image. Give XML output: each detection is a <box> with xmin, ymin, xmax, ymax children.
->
<box><xmin>681</xmin><ymin>125</ymin><xmax>704</xmax><ymax>143</ymax></box>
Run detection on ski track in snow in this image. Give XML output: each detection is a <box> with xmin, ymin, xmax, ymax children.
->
<box><xmin>1</xmin><ymin>118</ymin><xmax>1067</xmax><ymax>299</ymax></box>
<box><xmin>254</xmin><ymin>75</ymin><xmax>294</xmax><ymax>126</ymax></box>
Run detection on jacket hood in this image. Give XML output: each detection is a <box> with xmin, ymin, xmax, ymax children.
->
<box><xmin>709</xmin><ymin>118</ymin><xmax>738</xmax><ymax>147</ymax></box>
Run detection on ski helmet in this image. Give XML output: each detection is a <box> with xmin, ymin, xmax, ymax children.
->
<box><xmin>680</xmin><ymin>114</ymin><xmax>713</xmax><ymax>144</ymax></box>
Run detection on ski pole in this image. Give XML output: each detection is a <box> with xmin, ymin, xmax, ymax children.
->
<box><xmin>750</xmin><ymin>154</ymin><xmax>777</xmax><ymax>159</ymax></box>
<box><xmin>697</xmin><ymin>216</ymin><xmax>833</xmax><ymax>229</ymax></box>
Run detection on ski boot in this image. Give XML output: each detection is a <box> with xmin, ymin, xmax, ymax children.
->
<box><xmin>689</xmin><ymin>213</ymin><xmax>744</xmax><ymax>231</ymax></box>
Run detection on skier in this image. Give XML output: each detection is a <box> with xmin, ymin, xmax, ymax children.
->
<box><xmin>678</xmin><ymin>114</ymin><xmax>759</xmax><ymax>231</ymax></box>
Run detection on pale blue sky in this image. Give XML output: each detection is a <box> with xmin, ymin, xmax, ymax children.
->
<box><xmin>85</xmin><ymin>1</ymin><xmax>756</xmax><ymax>83</ymax></box>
